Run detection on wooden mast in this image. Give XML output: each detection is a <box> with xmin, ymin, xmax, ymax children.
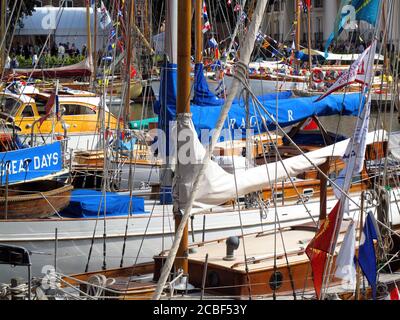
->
<box><xmin>195</xmin><ymin>0</ymin><xmax>202</xmax><ymax>64</ymax></box>
<box><xmin>124</xmin><ymin>0</ymin><xmax>135</xmax><ymax>123</ymax></box>
<box><xmin>295</xmin><ymin>0</ymin><xmax>301</xmax><ymax>51</ymax></box>
<box><xmin>174</xmin><ymin>0</ymin><xmax>192</xmax><ymax>275</ymax></box>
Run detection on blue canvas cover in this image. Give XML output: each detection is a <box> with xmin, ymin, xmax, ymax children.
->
<box><xmin>60</xmin><ymin>189</ymin><xmax>146</xmax><ymax>218</ymax></box>
<box><xmin>192</xmin><ymin>63</ymin><xmax>224</xmax><ymax>106</ymax></box>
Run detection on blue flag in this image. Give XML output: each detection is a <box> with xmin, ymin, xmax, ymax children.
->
<box><xmin>357</xmin><ymin>212</ymin><xmax>378</xmax><ymax>299</ymax></box>
<box><xmin>325</xmin><ymin>0</ymin><xmax>381</xmax><ymax>55</ymax></box>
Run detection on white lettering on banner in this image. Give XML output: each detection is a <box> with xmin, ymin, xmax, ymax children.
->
<box><xmin>288</xmin><ymin>109</ymin><xmax>294</xmax><ymax>122</ymax></box>
<box><xmin>52</xmin><ymin>152</ymin><xmax>59</xmax><ymax>165</ymax></box>
<box><xmin>34</xmin><ymin>156</ymin><xmax>40</xmax><ymax>169</ymax></box>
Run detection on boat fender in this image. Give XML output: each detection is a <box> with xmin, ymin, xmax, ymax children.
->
<box><xmin>312</xmin><ymin>69</ymin><xmax>324</xmax><ymax>84</ymax></box>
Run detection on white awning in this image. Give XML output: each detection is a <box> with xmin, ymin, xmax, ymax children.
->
<box><xmin>16</xmin><ymin>7</ymin><xmax>111</xmax><ymax>37</ymax></box>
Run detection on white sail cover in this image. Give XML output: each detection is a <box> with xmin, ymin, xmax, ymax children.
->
<box><xmin>172</xmin><ymin>118</ymin><xmax>388</xmax><ymax>212</ymax></box>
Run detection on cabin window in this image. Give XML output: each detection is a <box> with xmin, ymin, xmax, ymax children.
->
<box><xmin>35</xmin><ymin>96</ymin><xmax>48</xmax><ymax>115</ymax></box>
<box><xmin>303</xmin><ymin>188</ymin><xmax>314</xmax><ymax>196</ymax></box>
<box><xmin>0</xmin><ymin>97</ymin><xmax>20</xmax><ymax>115</ymax></box>
<box><xmin>21</xmin><ymin>105</ymin><xmax>35</xmax><ymax>117</ymax></box>
<box><xmin>62</xmin><ymin>104</ymin><xmax>96</xmax><ymax>116</ymax></box>
<box><xmin>273</xmin><ymin>191</ymin><xmax>283</xmax><ymax>200</ymax></box>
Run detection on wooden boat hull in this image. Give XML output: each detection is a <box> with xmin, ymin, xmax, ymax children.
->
<box><xmin>0</xmin><ymin>180</ymin><xmax>73</xmax><ymax>219</ymax></box>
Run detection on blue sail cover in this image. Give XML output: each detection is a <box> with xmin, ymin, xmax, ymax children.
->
<box><xmin>60</xmin><ymin>189</ymin><xmax>146</xmax><ymax>218</ymax></box>
<box><xmin>153</xmin><ymin>62</ymin><xmax>364</xmax><ymax>141</ymax></box>
<box><xmin>192</xmin><ymin>63</ymin><xmax>224</xmax><ymax>106</ymax></box>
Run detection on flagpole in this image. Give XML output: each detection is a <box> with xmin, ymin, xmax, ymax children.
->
<box><xmin>355</xmin><ymin>191</ymin><xmax>365</xmax><ymax>300</ymax></box>
<box><xmin>319</xmin><ymin>0</ymin><xmax>384</xmax><ymax>298</ymax></box>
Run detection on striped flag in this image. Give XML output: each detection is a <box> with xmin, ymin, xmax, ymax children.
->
<box><xmin>202</xmin><ymin>1</ymin><xmax>211</xmax><ymax>33</ymax></box>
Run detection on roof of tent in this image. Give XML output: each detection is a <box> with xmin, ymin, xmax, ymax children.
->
<box><xmin>299</xmin><ymin>48</ymin><xmax>384</xmax><ymax>61</ymax></box>
<box><xmin>15</xmin><ymin>7</ymin><xmax>111</xmax><ymax>37</ymax></box>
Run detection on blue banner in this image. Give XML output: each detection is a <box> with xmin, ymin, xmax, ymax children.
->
<box><xmin>0</xmin><ymin>142</ymin><xmax>62</xmax><ymax>185</ymax></box>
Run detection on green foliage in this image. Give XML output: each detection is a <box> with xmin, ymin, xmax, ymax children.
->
<box><xmin>16</xmin><ymin>55</ymin><xmax>85</xmax><ymax>68</ymax></box>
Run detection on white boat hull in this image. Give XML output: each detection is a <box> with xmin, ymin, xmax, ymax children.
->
<box><xmin>1</xmin><ymin>188</ymin><xmax>399</xmax><ymax>282</ymax></box>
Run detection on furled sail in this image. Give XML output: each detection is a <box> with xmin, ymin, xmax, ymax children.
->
<box><xmin>172</xmin><ymin>118</ymin><xmax>387</xmax><ymax>212</ymax></box>
<box><xmin>12</xmin><ymin>57</ymin><xmax>93</xmax><ymax>79</ymax></box>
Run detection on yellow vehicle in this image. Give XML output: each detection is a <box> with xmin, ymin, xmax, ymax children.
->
<box><xmin>0</xmin><ymin>89</ymin><xmax>120</xmax><ymax>150</ymax></box>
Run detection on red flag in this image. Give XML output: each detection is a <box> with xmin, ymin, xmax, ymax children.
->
<box><xmin>305</xmin><ymin>201</ymin><xmax>341</xmax><ymax>298</ymax></box>
<box><xmin>390</xmin><ymin>287</ymin><xmax>400</xmax><ymax>300</ymax></box>
<box><xmin>39</xmin><ymin>92</ymin><xmax>56</xmax><ymax>127</ymax></box>
<box><xmin>304</xmin><ymin>0</ymin><xmax>311</xmax><ymax>8</ymax></box>
<box><xmin>305</xmin><ymin>247</ymin><xmax>327</xmax><ymax>299</ymax></box>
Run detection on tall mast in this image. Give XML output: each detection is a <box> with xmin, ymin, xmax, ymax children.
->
<box><xmin>307</xmin><ymin>2</ymin><xmax>312</xmax><ymax>77</ymax></box>
<box><xmin>295</xmin><ymin>0</ymin><xmax>301</xmax><ymax>51</ymax></box>
<box><xmin>93</xmin><ymin>0</ymin><xmax>98</xmax><ymax>82</ymax></box>
<box><xmin>86</xmin><ymin>0</ymin><xmax>93</xmax><ymax>80</ymax></box>
<box><xmin>124</xmin><ymin>0</ymin><xmax>135</xmax><ymax>123</ymax></box>
<box><xmin>0</xmin><ymin>0</ymin><xmax>6</xmax><ymax>75</ymax></box>
<box><xmin>174</xmin><ymin>0</ymin><xmax>192</xmax><ymax>275</ymax></box>
<box><xmin>195</xmin><ymin>0</ymin><xmax>202</xmax><ymax>64</ymax></box>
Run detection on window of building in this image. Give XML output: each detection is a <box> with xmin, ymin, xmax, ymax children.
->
<box><xmin>314</xmin><ymin>0</ymin><xmax>323</xmax><ymax>8</ymax></box>
<box><xmin>274</xmin><ymin>1</ymin><xmax>280</xmax><ymax>12</ymax></box>
<box><xmin>21</xmin><ymin>105</ymin><xmax>35</xmax><ymax>117</ymax></box>
<box><xmin>62</xmin><ymin>0</ymin><xmax>74</xmax><ymax>7</ymax></box>
<box><xmin>62</xmin><ymin>104</ymin><xmax>96</xmax><ymax>115</ymax></box>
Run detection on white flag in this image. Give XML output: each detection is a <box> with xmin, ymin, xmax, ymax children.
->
<box><xmin>332</xmin><ymin>93</ymin><xmax>371</xmax><ymax>202</ymax></box>
<box><xmin>335</xmin><ymin>221</ymin><xmax>356</xmax><ymax>289</ymax></box>
<box><xmin>99</xmin><ymin>1</ymin><xmax>112</xmax><ymax>30</ymax></box>
<box><xmin>314</xmin><ymin>40</ymin><xmax>376</xmax><ymax>102</ymax></box>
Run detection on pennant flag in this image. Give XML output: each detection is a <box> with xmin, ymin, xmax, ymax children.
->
<box><xmin>208</xmin><ymin>37</ymin><xmax>218</xmax><ymax>49</ymax></box>
<box><xmin>357</xmin><ymin>211</ymin><xmax>378</xmax><ymax>299</ymax></box>
<box><xmin>334</xmin><ymin>221</ymin><xmax>356</xmax><ymax>289</ymax></box>
<box><xmin>314</xmin><ymin>41</ymin><xmax>374</xmax><ymax>102</ymax></box>
<box><xmin>234</xmin><ymin>3</ymin><xmax>242</xmax><ymax>12</ymax></box>
<box><xmin>305</xmin><ymin>201</ymin><xmax>341</xmax><ymax>298</ymax></box>
<box><xmin>325</xmin><ymin>0</ymin><xmax>380</xmax><ymax>55</ymax></box>
<box><xmin>99</xmin><ymin>1</ymin><xmax>112</xmax><ymax>30</ymax></box>
<box><xmin>39</xmin><ymin>92</ymin><xmax>59</xmax><ymax>127</ymax></box>
<box><xmin>332</xmin><ymin>91</ymin><xmax>371</xmax><ymax>203</ymax></box>
<box><xmin>304</xmin><ymin>0</ymin><xmax>311</xmax><ymax>8</ymax></box>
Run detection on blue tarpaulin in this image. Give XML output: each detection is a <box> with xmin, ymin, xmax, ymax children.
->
<box><xmin>153</xmin><ymin>63</ymin><xmax>364</xmax><ymax>140</ymax></box>
<box><xmin>60</xmin><ymin>189</ymin><xmax>146</xmax><ymax>218</ymax></box>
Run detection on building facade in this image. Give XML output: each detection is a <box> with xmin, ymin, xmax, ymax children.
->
<box><xmin>36</xmin><ymin>0</ymin><xmax>85</xmax><ymax>7</ymax></box>
<box><xmin>263</xmin><ymin>0</ymin><xmax>400</xmax><ymax>49</ymax></box>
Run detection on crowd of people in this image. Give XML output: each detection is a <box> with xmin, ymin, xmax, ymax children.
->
<box><xmin>5</xmin><ymin>42</ymin><xmax>89</xmax><ymax>69</ymax></box>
